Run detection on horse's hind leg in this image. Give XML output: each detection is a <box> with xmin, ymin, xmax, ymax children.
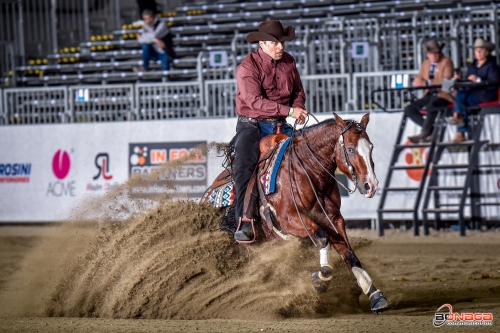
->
<box><xmin>311</xmin><ymin>227</ymin><xmax>333</xmax><ymax>293</ymax></box>
<box><xmin>329</xmin><ymin>222</ymin><xmax>390</xmax><ymax>314</ymax></box>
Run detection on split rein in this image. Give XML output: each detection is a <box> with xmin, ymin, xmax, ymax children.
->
<box><xmin>286</xmin><ymin>113</ymin><xmax>358</xmax><ymax>246</ymax></box>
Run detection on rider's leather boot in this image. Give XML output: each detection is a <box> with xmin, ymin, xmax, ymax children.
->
<box><xmin>234</xmin><ymin>222</ymin><xmax>254</xmax><ymax>241</ymax></box>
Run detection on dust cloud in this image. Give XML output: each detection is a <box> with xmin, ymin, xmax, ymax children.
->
<box><xmin>1</xmin><ymin>145</ymin><xmax>365</xmax><ymax>320</ymax></box>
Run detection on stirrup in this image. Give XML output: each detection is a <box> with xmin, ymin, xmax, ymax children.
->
<box><xmin>234</xmin><ymin>216</ymin><xmax>256</xmax><ymax>245</ymax></box>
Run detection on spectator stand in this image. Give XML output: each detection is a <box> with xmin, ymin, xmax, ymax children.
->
<box><xmin>1</xmin><ymin>0</ymin><xmax>499</xmax><ymax>123</ymax></box>
<box><xmin>1</xmin><ymin>42</ymin><xmax>16</xmax><ymax>88</ymax></box>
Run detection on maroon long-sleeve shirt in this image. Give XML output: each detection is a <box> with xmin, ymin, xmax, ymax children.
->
<box><xmin>235</xmin><ymin>48</ymin><xmax>306</xmax><ymax>119</ymax></box>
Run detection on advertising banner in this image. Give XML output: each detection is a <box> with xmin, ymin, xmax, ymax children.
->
<box><xmin>0</xmin><ymin>113</ymin><xmax>498</xmax><ymax>222</ymax></box>
<box><xmin>128</xmin><ymin>141</ymin><xmax>207</xmax><ymax>198</ymax></box>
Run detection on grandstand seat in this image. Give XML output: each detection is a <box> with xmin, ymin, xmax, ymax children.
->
<box><xmin>478</xmin><ymin>87</ymin><xmax>500</xmax><ymax>107</ymax></box>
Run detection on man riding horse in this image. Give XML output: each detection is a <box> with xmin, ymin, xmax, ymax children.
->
<box><xmin>207</xmin><ymin>20</ymin><xmax>390</xmax><ymax>314</ymax></box>
<box><xmin>232</xmin><ymin>20</ymin><xmax>309</xmax><ymax>242</ymax></box>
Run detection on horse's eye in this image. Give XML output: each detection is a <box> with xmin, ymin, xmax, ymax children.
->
<box><xmin>347</xmin><ymin>148</ymin><xmax>355</xmax><ymax>153</ymax></box>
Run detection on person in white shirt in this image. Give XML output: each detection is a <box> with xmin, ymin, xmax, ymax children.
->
<box><xmin>136</xmin><ymin>9</ymin><xmax>171</xmax><ymax>72</ymax></box>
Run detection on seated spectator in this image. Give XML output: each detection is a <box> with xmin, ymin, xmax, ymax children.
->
<box><xmin>447</xmin><ymin>38</ymin><xmax>500</xmax><ymax>142</ymax></box>
<box><xmin>136</xmin><ymin>0</ymin><xmax>158</xmax><ymax>18</ymax></box>
<box><xmin>405</xmin><ymin>40</ymin><xmax>454</xmax><ymax>143</ymax></box>
<box><xmin>135</xmin><ymin>9</ymin><xmax>172</xmax><ymax>72</ymax></box>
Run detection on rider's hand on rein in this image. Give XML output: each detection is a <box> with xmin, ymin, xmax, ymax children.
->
<box><xmin>291</xmin><ymin>107</ymin><xmax>308</xmax><ymax>125</ymax></box>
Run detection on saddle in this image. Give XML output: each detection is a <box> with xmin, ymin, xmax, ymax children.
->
<box><xmin>203</xmin><ymin>124</ymin><xmax>289</xmax><ymax>242</ymax></box>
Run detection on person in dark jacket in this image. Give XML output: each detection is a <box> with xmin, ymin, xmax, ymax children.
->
<box><xmin>447</xmin><ymin>38</ymin><xmax>499</xmax><ymax>142</ymax></box>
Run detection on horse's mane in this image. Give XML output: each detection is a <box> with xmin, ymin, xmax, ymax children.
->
<box><xmin>296</xmin><ymin>117</ymin><xmax>363</xmax><ymax>136</ymax></box>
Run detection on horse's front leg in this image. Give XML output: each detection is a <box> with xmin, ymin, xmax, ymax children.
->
<box><xmin>311</xmin><ymin>227</ymin><xmax>333</xmax><ymax>293</ymax></box>
<box><xmin>329</xmin><ymin>215</ymin><xmax>390</xmax><ymax>314</ymax></box>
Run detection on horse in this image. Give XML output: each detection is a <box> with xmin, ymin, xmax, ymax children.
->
<box><xmin>203</xmin><ymin>113</ymin><xmax>390</xmax><ymax>314</ymax></box>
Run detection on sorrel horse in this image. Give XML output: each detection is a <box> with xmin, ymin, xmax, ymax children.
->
<box><xmin>204</xmin><ymin>113</ymin><xmax>390</xmax><ymax>313</ymax></box>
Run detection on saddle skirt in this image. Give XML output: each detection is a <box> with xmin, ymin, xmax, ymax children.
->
<box><xmin>202</xmin><ymin>136</ymin><xmax>291</xmax><ymax>208</ymax></box>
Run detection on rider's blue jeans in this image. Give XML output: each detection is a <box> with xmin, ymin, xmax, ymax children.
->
<box><xmin>258</xmin><ymin>121</ymin><xmax>293</xmax><ymax>138</ymax></box>
<box><xmin>141</xmin><ymin>44</ymin><xmax>169</xmax><ymax>71</ymax></box>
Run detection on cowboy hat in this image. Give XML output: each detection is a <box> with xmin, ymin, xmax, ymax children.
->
<box><xmin>246</xmin><ymin>20</ymin><xmax>296</xmax><ymax>43</ymax></box>
<box><xmin>471</xmin><ymin>38</ymin><xmax>495</xmax><ymax>51</ymax></box>
<box><xmin>422</xmin><ymin>39</ymin><xmax>445</xmax><ymax>53</ymax></box>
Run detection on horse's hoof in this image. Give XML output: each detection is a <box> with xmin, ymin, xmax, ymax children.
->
<box><xmin>369</xmin><ymin>290</ymin><xmax>391</xmax><ymax>314</ymax></box>
<box><xmin>312</xmin><ymin>266</ymin><xmax>332</xmax><ymax>293</ymax></box>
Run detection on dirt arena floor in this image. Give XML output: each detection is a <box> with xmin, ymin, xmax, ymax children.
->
<box><xmin>0</xmin><ymin>202</ymin><xmax>499</xmax><ymax>333</ymax></box>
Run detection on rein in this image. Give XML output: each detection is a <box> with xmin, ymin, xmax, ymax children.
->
<box><xmin>300</xmin><ymin>115</ymin><xmax>358</xmax><ymax>194</ymax></box>
<box><xmin>286</xmin><ymin>114</ymin><xmax>359</xmax><ymax>246</ymax></box>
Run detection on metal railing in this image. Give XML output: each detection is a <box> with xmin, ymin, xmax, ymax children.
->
<box><xmin>452</xmin><ymin>9</ymin><xmax>499</xmax><ymax>71</ymax></box>
<box><xmin>204</xmin><ymin>79</ymin><xmax>237</xmax><ymax>117</ymax></box>
<box><xmin>302</xmin><ymin>74</ymin><xmax>351</xmax><ymax>113</ymax></box>
<box><xmin>136</xmin><ymin>81</ymin><xmax>202</xmax><ymax>119</ymax></box>
<box><xmin>353</xmin><ymin>70</ymin><xmax>419</xmax><ymax>111</ymax></box>
<box><xmin>3</xmin><ymin>86</ymin><xmax>69</xmax><ymax>124</ymax></box>
<box><xmin>68</xmin><ymin>84</ymin><xmax>134</xmax><ymax>122</ymax></box>
<box><xmin>2</xmin><ymin>71</ymin><xmax>429</xmax><ymax>124</ymax></box>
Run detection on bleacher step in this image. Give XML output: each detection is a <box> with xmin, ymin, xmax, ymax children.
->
<box><xmin>378</xmin><ymin>209</ymin><xmax>414</xmax><ymax>213</ymax></box>
<box><xmin>390</xmin><ymin>165</ymin><xmax>424</xmax><ymax>170</ymax></box>
<box><xmin>427</xmin><ymin>186</ymin><xmax>464</xmax><ymax>191</ymax></box>
<box><xmin>383</xmin><ymin>187</ymin><xmax>419</xmax><ymax>191</ymax></box>
<box><xmin>434</xmin><ymin>164</ymin><xmax>469</xmax><ymax>169</ymax></box>
<box><xmin>422</xmin><ymin>208</ymin><xmax>460</xmax><ymax>213</ymax></box>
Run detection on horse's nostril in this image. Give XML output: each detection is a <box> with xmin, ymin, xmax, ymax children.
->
<box><xmin>364</xmin><ymin>183</ymin><xmax>371</xmax><ymax>192</ymax></box>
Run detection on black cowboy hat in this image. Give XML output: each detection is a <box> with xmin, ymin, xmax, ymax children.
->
<box><xmin>246</xmin><ymin>20</ymin><xmax>296</xmax><ymax>43</ymax></box>
<box><xmin>422</xmin><ymin>39</ymin><xmax>445</xmax><ymax>53</ymax></box>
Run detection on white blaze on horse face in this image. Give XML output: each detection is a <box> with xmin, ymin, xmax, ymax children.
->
<box><xmin>357</xmin><ymin>138</ymin><xmax>378</xmax><ymax>198</ymax></box>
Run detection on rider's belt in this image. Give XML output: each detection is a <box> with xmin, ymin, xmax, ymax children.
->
<box><xmin>238</xmin><ymin>116</ymin><xmax>286</xmax><ymax>124</ymax></box>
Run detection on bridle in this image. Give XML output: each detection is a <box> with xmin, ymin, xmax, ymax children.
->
<box><xmin>286</xmin><ymin>114</ymin><xmax>361</xmax><ymax>246</ymax></box>
<box><xmin>300</xmin><ymin>115</ymin><xmax>359</xmax><ymax>194</ymax></box>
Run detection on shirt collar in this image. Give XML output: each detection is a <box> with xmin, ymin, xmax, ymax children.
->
<box><xmin>258</xmin><ymin>48</ymin><xmax>278</xmax><ymax>65</ymax></box>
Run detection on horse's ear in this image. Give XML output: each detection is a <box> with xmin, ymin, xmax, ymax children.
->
<box><xmin>360</xmin><ymin>113</ymin><xmax>370</xmax><ymax>129</ymax></box>
<box><xmin>333</xmin><ymin>113</ymin><xmax>346</xmax><ymax>127</ymax></box>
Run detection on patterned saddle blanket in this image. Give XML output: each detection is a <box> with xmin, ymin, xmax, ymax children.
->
<box><xmin>202</xmin><ymin>138</ymin><xmax>291</xmax><ymax>208</ymax></box>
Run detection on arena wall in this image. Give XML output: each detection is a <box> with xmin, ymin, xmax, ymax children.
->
<box><xmin>0</xmin><ymin>113</ymin><xmax>498</xmax><ymax>222</ymax></box>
